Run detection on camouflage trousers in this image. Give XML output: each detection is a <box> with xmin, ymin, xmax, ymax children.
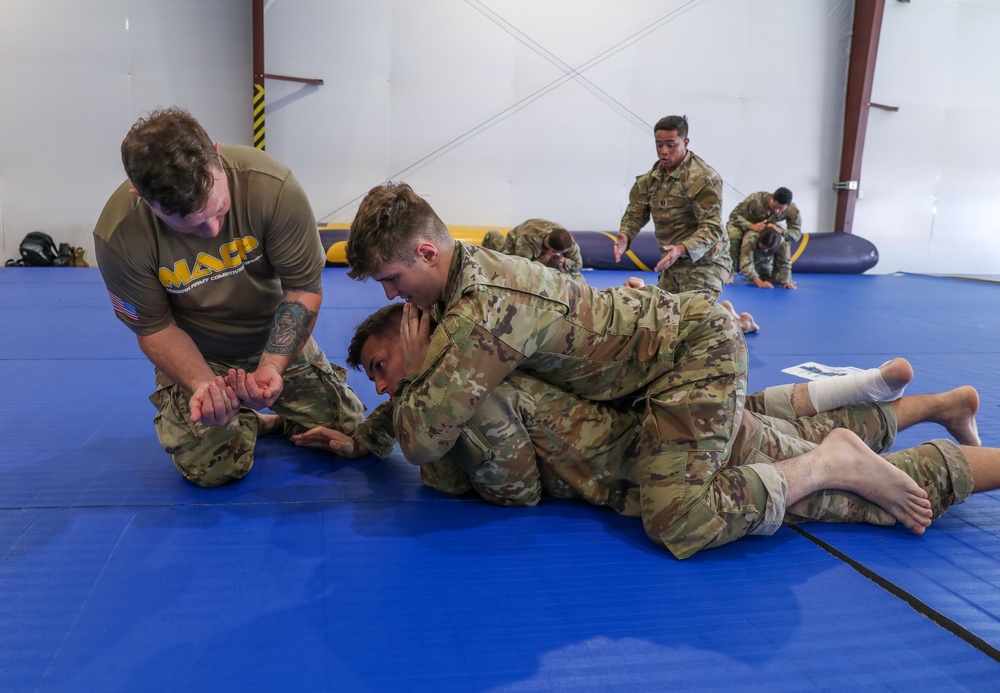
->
<box><xmin>738</xmin><ymin>386</ymin><xmax>974</xmax><ymax>530</ymax></box>
<box><xmin>419</xmin><ymin>373</ymin><xmax>641</xmax><ymax>512</ymax></box>
<box><xmin>149</xmin><ymin>337</ymin><xmax>366</xmax><ymax>487</ymax></box>
<box><xmin>642</xmin><ymin>337</ymin><xmax>975</xmax><ymax>560</ymax></box>
<box><xmin>656</xmin><ymin>259</ymin><xmax>728</xmax><ymax>299</ymax></box>
<box><xmin>418</xmin><ymin>362</ymin><xmax>974</xmax><ymax>558</ymax></box>
<box><xmin>726</xmin><ymin>223</ymin><xmax>745</xmax><ymax>274</ymax></box>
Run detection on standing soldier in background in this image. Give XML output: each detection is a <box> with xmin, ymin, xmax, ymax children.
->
<box><xmin>482</xmin><ymin>218</ymin><xmax>586</xmax><ymax>283</ymax></box>
<box><xmin>726</xmin><ymin>186</ymin><xmax>802</xmax><ymax>284</ymax></box>
<box><xmin>614</xmin><ymin>115</ymin><xmax>729</xmax><ymax>298</ymax></box>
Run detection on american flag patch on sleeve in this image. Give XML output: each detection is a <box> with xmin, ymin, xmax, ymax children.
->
<box><xmin>108</xmin><ymin>291</ymin><xmax>139</xmax><ymax>321</ymax></box>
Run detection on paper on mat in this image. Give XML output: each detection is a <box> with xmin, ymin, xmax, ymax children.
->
<box><xmin>780</xmin><ymin>362</ymin><xmax>864</xmax><ymax>381</ymax></box>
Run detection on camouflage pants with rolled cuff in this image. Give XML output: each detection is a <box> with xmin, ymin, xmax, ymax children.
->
<box><xmin>745</xmin><ymin>385</ymin><xmax>898</xmax><ymax>455</ymax></box>
<box><xmin>738</xmin><ymin>385</ymin><xmax>974</xmax><ymax>527</ymax></box>
<box><xmin>419</xmin><ymin>318</ymin><xmax>975</xmax><ymax>557</ymax></box>
<box><xmin>149</xmin><ymin>337</ymin><xmax>366</xmax><ymax>487</ymax></box>
<box><xmin>616</xmin><ymin>297</ymin><xmax>975</xmax><ymax>559</ymax></box>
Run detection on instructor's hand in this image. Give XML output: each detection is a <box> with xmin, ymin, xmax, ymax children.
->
<box><xmin>654</xmin><ymin>244</ymin><xmax>686</xmax><ymax>272</ymax></box>
<box><xmin>189</xmin><ymin>376</ymin><xmax>240</xmax><ymax>427</ymax></box>
<box><xmin>226</xmin><ymin>365</ymin><xmax>283</xmax><ymax>410</ymax></box>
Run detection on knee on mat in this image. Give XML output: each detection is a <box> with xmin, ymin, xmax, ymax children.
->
<box><xmin>171</xmin><ymin>447</ymin><xmax>255</xmax><ymax>488</ymax></box>
<box><xmin>640</xmin><ymin>502</ymin><xmax>730</xmax><ymax>560</ymax></box>
<box><xmin>476</xmin><ymin>485</ymin><xmax>542</xmax><ymax>507</ymax></box>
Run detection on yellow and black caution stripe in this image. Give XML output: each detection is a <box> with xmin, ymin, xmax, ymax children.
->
<box><xmin>253</xmin><ymin>83</ymin><xmax>266</xmax><ymax>150</ymax></box>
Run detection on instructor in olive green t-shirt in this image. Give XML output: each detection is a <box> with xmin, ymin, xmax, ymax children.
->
<box><xmin>94</xmin><ymin>107</ymin><xmax>365</xmax><ymax>487</ymax></box>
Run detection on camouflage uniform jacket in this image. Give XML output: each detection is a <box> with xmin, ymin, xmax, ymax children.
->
<box><xmin>727</xmin><ymin>191</ymin><xmax>802</xmax><ymax>243</ymax></box>
<box><xmin>618</xmin><ymin>152</ymin><xmax>728</xmax><ymax>268</ymax></box>
<box><xmin>393</xmin><ymin>241</ymin><xmax>729</xmax><ymax>465</ymax></box>
<box><xmin>504</xmin><ymin>219</ymin><xmax>585</xmax><ymax>282</ymax></box>
<box><xmin>359</xmin><ymin>377</ymin><xmax>643</xmax><ymax>515</ymax></box>
<box><xmin>353</xmin><ymin>400</ymin><xmax>397</xmax><ymax>459</ymax></box>
<box><xmin>739</xmin><ymin>229</ymin><xmax>792</xmax><ymax>284</ymax></box>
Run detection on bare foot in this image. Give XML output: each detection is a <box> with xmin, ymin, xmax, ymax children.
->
<box><xmin>879</xmin><ymin>358</ymin><xmax>913</xmax><ymax>397</ymax></box>
<box><xmin>721</xmin><ymin>300</ymin><xmax>759</xmax><ymax>334</ymax></box>
<box><xmin>257</xmin><ymin>413</ymin><xmax>284</xmax><ymax>437</ymax></box>
<box><xmin>739</xmin><ymin>312</ymin><xmax>760</xmax><ymax>334</ymax></box>
<box><xmin>936</xmin><ymin>385</ymin><xmax>981</xmax><ymax>446</ymax></box>
<box><xmin>816</xmin><ymin>428</ymin><xmax>932</xmax><ymax>534</ymax></box>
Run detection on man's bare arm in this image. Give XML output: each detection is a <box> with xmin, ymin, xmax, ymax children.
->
<box><xmin>226</xmin><ymin>278</ymin><xmax>323</xmax><ymax>409</ymax></box>
<box><xmin>261</xmin><ymin>277</ymin><xmax>323</xmax><ymax>370</ymax></box>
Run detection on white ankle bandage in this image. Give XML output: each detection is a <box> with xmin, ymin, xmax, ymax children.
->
<box><xmin>807</xmin><ymin>363</ymin><xmax>906</xmax><ymax>412</ymax></box>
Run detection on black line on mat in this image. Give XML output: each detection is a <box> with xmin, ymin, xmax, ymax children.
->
<box><xmin>790</xmin><ymin>525</ymin><xmax>1000</xmax><ymax>663</ymax></box>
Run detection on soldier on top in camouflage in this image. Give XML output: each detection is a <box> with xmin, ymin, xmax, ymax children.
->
<box><xmin>481</xmin><ymin>219</ymin><xmax>586</xmax><ymax>283</ymax></box>
<box><xmin>614</xmin><ymin>115</ymin><xmax>730</xmax><ymax>298</ymax></box>
<box><xmin>726</xmin><ymin>187</ymin><xmax>802</xmax><ymax>286</ymax></box>
<box><xmin>296</xmin><ymin>301</ymin><xmax>990</xmax><ymax>552</ymax></box>
<box><xmin>343</xmin><ymin>182</ymin><xmax>1000</xmax><ymax>559</ymax></box>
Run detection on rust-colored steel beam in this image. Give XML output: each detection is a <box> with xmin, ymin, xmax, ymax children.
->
<box><xmin>834</xmin><ymin>0</ymin><xmax>886</xmax><ymax>234</ymax></box>
<box><xmin>251</xmin><ymin>1</ymin><xmax>323</xmax><ymax>150</ymax></box>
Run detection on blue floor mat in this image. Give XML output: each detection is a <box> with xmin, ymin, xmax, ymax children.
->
<box><xmin>3</xmin><ymin>266</ymin><xmax>1000</xmax><ymax>690</ymax></box>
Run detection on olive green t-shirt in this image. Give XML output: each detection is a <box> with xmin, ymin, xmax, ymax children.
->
<box><xmin>94</xmin><ymin>145</ymin><xmax>323</xmax><ymax>359</ymax></box>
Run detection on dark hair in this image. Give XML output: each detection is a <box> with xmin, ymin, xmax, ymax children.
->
<box><xmin>773</xmin><ymin>187</ymin><xmax>793</xmax><ymax>205</ymax></box>
<box><xmin>758</xmin><ymin>227</ymin><xmax>783</xmax><ymax>254</ymax></box>
<box><xmin>653</xmin><ymin>115</ymin><xmax>689</xmax><ymax>139</ymax></box>
<box><xmin>346</xmin><ymin>182</ymin><xmax>453</xmax><ymax>280</ymax></box>
<box><xmin>121</xmin><ymin>107</ymin><xmax>221</xmax><ymax>216</ymax></box>
<box><xmin>545</xmin><ymin>226</ymin><xmax>573</xmax><ymax>252</ymax></box>
<box><xmin>346</xmin><ymin>303</ymin><xmax>404</xmax><ymax>370</ymax></box>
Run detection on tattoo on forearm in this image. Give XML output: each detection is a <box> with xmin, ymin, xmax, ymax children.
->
<box><xmin>265</xmin><ymin>300</ymin><xmax>317</xmax><ymax>356</ymax></box>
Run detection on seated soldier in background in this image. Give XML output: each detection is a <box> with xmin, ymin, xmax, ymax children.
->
<box><xmin>482</xmin><ymin>218</ymin><xmax>586</xmax><ymax>283</ymax></box>
<box><xmin>726</xmin><ymin>186</ymin><xmax>801</xmax><ymax>285</ymax></box>
<box><xmin>735</xmin><ymin>226</ymin><xmax>796</xmax><ymax>290</ymax></box>
<box><xmin>293</xmin><ymin>302</ymin><xmax>989</xmax><ymax>555</ymax></box>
